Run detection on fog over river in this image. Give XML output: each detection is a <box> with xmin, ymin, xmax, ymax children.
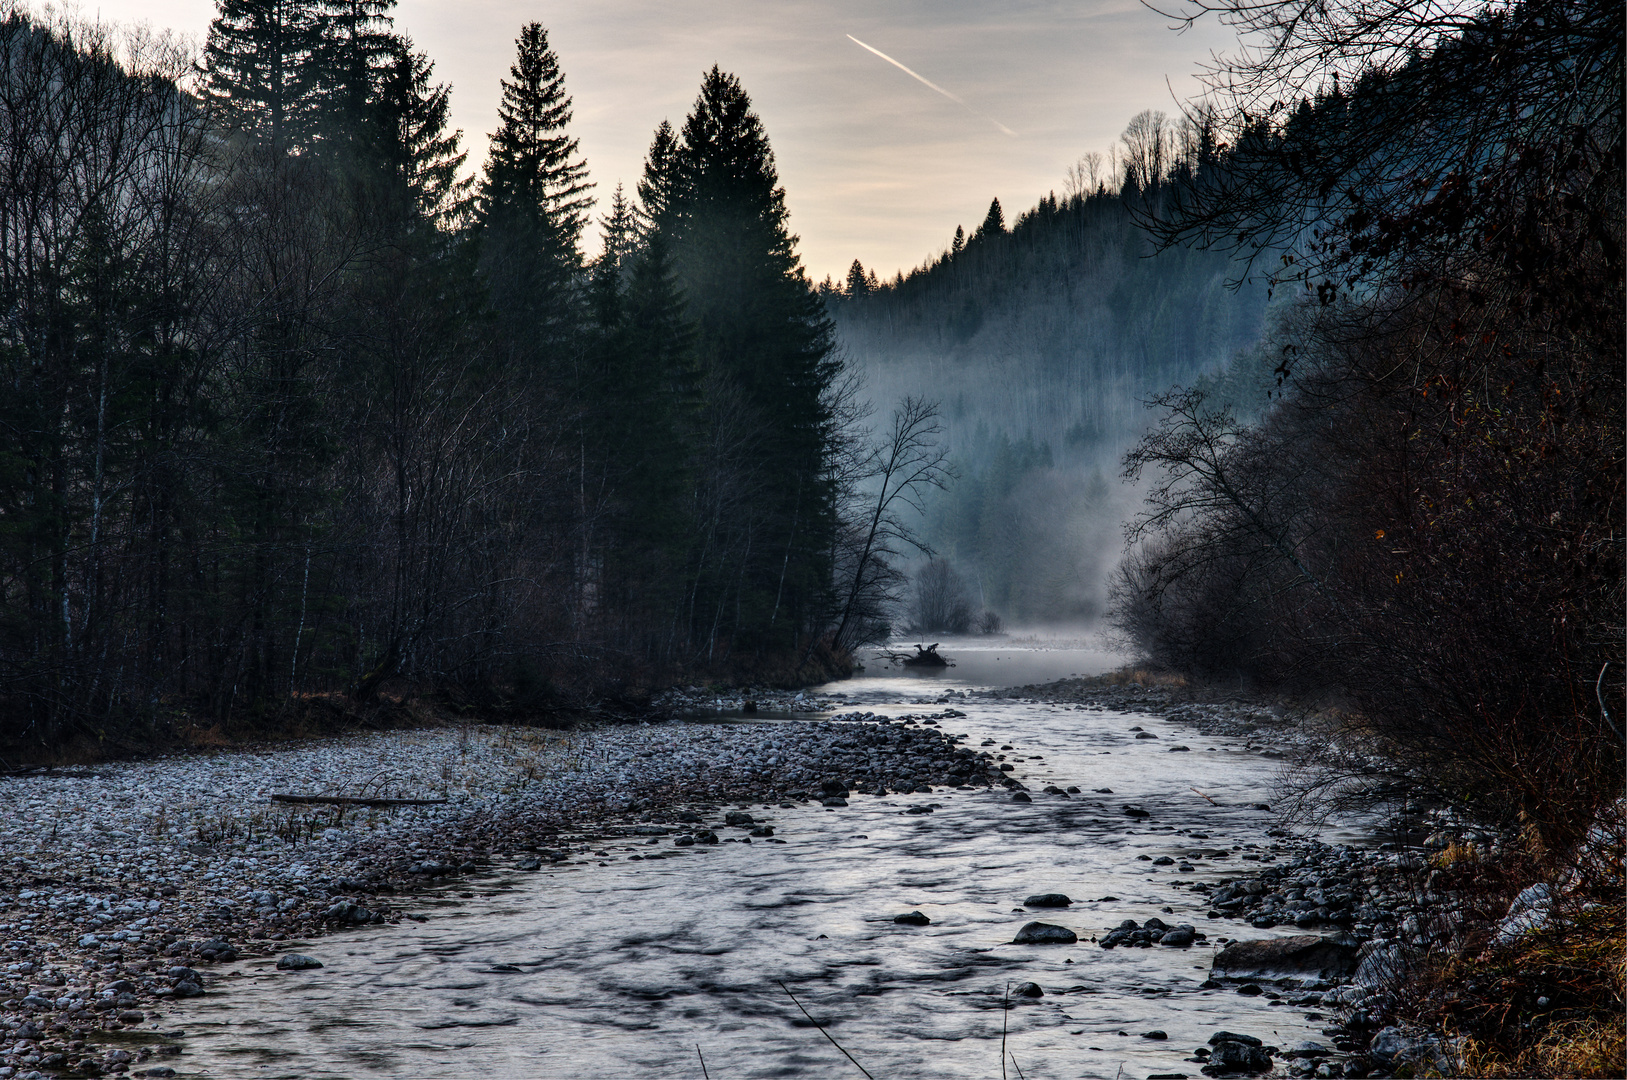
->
<box><xmin>170</xmin><ymin>639</ymin><xmax>1365</xmax><ymax>1079</ymax></box>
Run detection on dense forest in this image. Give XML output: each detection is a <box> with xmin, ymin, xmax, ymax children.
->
<box><xmin>0</xmin><ymin>2</ymin><xmax>886</xmax><ymax>749</ymax></box>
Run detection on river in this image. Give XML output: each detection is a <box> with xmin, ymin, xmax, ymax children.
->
<box><xmin>167</xmin><ymin>637</ymin><xmax>1363</xmax><ymax>1078</ymax></box>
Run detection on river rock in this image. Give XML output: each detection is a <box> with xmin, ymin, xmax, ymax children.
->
<box><xmin>1122</xmin><ymin>805</ymin><xmax>1150</xmax><ymax>818</ymax></box>
<box><xmin>1013</xmin><ymin>981</ymin><xmax>1043</xmax><ymax>998</ymax></box>
<box><xmin>275</xmin><ymin>954</ymin><xmax>324</xmax><ymax>970</ymax></box>
<box><xmin>1210</xmin><ymin>1032</ymin><xmax>1263</xmax><ymax>1048</ymax></box>
<box><xmin>1212</xmin><ymin>935</ymin><xmax>1358</xmax><ymax>981</ymax></box>
<box><xmin>1023</xmin><ymin>893</ymin><xmax>1071</xmax><ymax>908</ymax></box>
<box><xmin>821</xmin><ymin>797</ymin><xmax>849</xmax><ymax>807</ymax></box>
<box><xmin>1011</xmin><ymin>792</ymin><xmax>1031</xmax><ymax>803</ymax></box>
<box><xmin>1368</xmin><ymin>1026</ymin><xmax>1450</xmax><ymax>1073</ymax></box>
<box><xmin>1159</xmin><ymin>925</ymin><xmax>1197</xmax><ymax>947</ymax></box>
<box><xmin>894</xmin><ymin>911</ymin><xmax>931</xmax><ymax>926</ymax></box>
<box><xmin>1205</xmin><ymin>1037</ymin><xmax>1273</xmax><ymax>1074</ymax></box>
<box><xmin>195</xmin><ymin>939</ymin><xmax>238</xmax><ymax>962</ymax></box>
<box><xmin>1012</xmin><ymin>921</ymin><xmax>1077</xmax><ymax>945</ymax></box>
<box><xmin>724</xmin><ymin>811</ymin><xmax>755</xmax><ymax>826</ymax></box>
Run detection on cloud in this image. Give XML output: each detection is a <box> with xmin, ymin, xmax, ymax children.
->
<box><xmin>846</xmin><ymin>34</ymin><xmax>1018</xmax><ymax>137</ymax></box>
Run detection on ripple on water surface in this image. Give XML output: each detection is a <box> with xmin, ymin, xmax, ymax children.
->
<box><xmin>175</xmin><ymin>650</ymin><xmax>1350</xmax><ymax>1079</ymax></box>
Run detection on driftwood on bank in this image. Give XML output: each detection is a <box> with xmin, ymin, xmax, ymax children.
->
<box><xmin>270</xmin><ymin>794</ymin><xmax>448</xmax><ymax>807</ymax></box>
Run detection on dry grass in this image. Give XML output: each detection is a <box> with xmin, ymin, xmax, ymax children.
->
<box><xmin>1097</xmin><ymin>666</ymin><xmax>1189</xmax><ymax>688</ymax></box>
<box><xmin>1399</xmin><ymin>805</ymin><xmax>1625</xmax><ymax>1079</ymax></box>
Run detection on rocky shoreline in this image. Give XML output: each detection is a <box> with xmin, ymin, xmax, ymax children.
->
<box><xmin>1</xmin><ymin>676</ymin><xmax>1468</xmax><ymax>1080</ymax></box>
<box><xmin>986</xmin><ymin>675</ymin><xmax>1480</xmax><ymax>1079</ymax></box>
<box><xmin>0</xmin><ymin>716</ymin><xmax>1000</xmax><ymax>1078</ymax></box>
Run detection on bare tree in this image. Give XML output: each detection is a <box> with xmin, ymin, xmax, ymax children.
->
<box><xmin>828</xmin><ymin>397</ymin><xmax>952</xmax><ymax>651</ymax></box>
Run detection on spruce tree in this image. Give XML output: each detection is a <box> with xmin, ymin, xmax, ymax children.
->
<box><xmin>975</xmin><ymin>197</ymin><xmax>1005</xmax><ymax>238</ymax></box>
<box><xmin>310</xmin><ymin>0</ymin><xmax>397</xmax><ymax>150</ymax></box>
<box><xmin>635</xmin><ymin>120</ymin><xmax>681</xmax><ymax>236</ymax></box>
<box><xmin>479</xmin><ymin>22</ymin><xmax>592</xmax><ymax>251</ymax></box>
<box><xmin>477</xmin><ymin>22</ymin><xmax>593</xmax><ymax>344</ymax></box>
<box><xmin>845</xmin><ymin>259</ymin><xmax>870</xmax><ymax>296</ymax></box>
<box><xmin>654</xmin><ymin>66</ymin><xmax>840</xmax><ymax>654</ymax></box>
<box><xmin>950</xmin><ymin>224</ymin><xmax>965</xmax><ymax>257</ymax></box>
<box><xmin>376</xmin><ymin>38</ymin><xmax>472</xmax><ymax>229</ymax></box>
<box><xmin>201</xmin><ymin>0</ymin><xmax>323</xmax><ymax>151</ymax></box>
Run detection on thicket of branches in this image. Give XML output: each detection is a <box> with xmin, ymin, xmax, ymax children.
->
<box><xmin>0</xmin><ymin>4</ymin><xmax>925</xmax><ymax>752</ymax></box>
<box><xmin>1113</xmin><ymin>0</ymin><xmax>1623</xmax><ymax>850</ymax></box>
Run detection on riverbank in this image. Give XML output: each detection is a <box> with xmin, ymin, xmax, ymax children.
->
<box><xmin>989</xmin><ymin>672</ymin><xmax>1624</xmax><ymax>1079</ymax></box>
<box><xmin>0</xmin><ymin>716</ymin><xmax>997</xmax><ymax>1078</ymax></box>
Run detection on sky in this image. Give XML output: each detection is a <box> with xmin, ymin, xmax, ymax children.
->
<box><xmin>85</xmin><ymin>0</ymin><xmax>1243</xmax><ymax>282</ymax></box>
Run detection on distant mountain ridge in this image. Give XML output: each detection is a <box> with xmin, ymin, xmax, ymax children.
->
<box><xmin>829</xmin><ymin>189</ymin><xmax>1268</xmax><ymax>463</ymax></box>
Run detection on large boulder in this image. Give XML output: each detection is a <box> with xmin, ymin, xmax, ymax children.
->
<box><xmin>1212</xmin><ymin>934</ymin><xmax>1359</xmax><ymax>981</ymax></box>
<box><xmin>1012</xmin><ymin>921</ymin><xmax>1077</xmax><ymax>945</ymax></box>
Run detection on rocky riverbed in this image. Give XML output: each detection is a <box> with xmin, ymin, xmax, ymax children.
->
<box><xmin>1</xmin><ymin>670</ymin><xmax>1475</xmax><ymax>1079</ymax></box>
<box><xmin>0</xmin><ymin>717</ymin><xmax>998</xmax><ymax>1078</ymax></box>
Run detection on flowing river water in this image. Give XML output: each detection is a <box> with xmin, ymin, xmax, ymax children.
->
<box><xmin>167</xmin><ymin>639</ymin><xmax>1368</xmax><ymax>1078</ymax></box>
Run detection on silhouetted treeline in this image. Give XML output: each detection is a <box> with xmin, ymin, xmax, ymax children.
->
<box><xmin>831</xmin><ymin>180</ymin><xmax>1266</xmax><ymax>457</ymax></box>
<box><xmin>1113</xmin><ymin>0</ymin><xmax>1623</xmax><ymax>848</ymax></box>
<box><xmin>0</xmin><ymin>5</ymin><xmax>854</xmax><ymax>750</ymax></box>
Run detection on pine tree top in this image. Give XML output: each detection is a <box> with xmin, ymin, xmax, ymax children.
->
<box><xmin>480</xmin><ymin>21</ymin><xmax>593</xmax><ymax>252</ymax></box>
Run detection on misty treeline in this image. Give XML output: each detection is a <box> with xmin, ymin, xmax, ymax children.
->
<box><xmin>0</xmin><ymin>1</ymin><xmax>924</xmax><ymax>749</ymax></box>
<box><xmin>1111</xmin><ymin>0</ymin><xmax>1622</xmax><ymax>848</ymax></box>
<box><xmin>830</xmin><ymin>115</ymin><xmax>1272</xmax><ymax>624</ymax></box>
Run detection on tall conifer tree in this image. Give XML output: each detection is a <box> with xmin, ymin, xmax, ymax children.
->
<box><xmin>201</xmin><ymin>0</ymin><xmax>322</xmax><ymax>151</ymax></box>
<box><xmin>480</xmin><ymin>23</ymin><xmax>592</xmax><ymax>252</ymax></box>
<box><xmin>478</xmin><ymin>22</ymin><xmax>592</xmax><ymax>342</ymax></box>
<box><xmin>649</xmin><ymin>66</ymin><xmax>840</xmax><ymax>653</ymax></box>
<box><xmin>376</xmin><ymin>38</ymin><xmax>471</xmax><ymax>229</ymax></box>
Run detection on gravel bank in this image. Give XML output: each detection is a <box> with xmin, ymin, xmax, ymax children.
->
<box><xmin>0</xmin><ymin>716</ymin><xmax>996</xmax><ymax>1078</ymax></box>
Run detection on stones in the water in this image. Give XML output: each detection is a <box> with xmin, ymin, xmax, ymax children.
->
<box><xmin>515</xmin><ymin>857</ymin><xmax>543</xmax><ymax>871</ymax></box>
<box><xmin>749</xmin><ymin>825</ymin><xmax>775</xmax><ymax>837</ymax></box>
<box><xmin>1159</xmin><ymin>926</ymin><xmax>1198</xmax><ymax>947</ymax></box>
<box><xmin>1235</xmin><ymin>983</ymin><xmax>1263</xmax><ymax>995</ymax></box>
<box><xmin>1141</xmin><ymin>1029</ymin><xmax>1168</xmax><ymax>1039</ymax></box>
<box><xmin>724</xmin><ymin>811</ymin><xmax>755</xmax><ymax>826</ymax></box>
<box><xmin>1205</xmin><ymin>1034</ymin><xmax>1273</xmax><ymax>1074</ymax></box>
<box><xmin>675</xmin><ymin>810</ymin><xmax>703</xmax><ymax>823</ymax></box>
<box><xmin>1023</xmin><ymin>893</ymin><xmax>1071</xmax><ymax>908</ymax></box>
<box><xmin>1013</xmin><ymin>921</ymin><xmax>1077</xmax><ymax>945</ymax></box>
<box><xmin>674</xmin><ymin>835</ymin><xmax>696</xmax><ymax>847</ymax></box>
<box><xmin>1013</xmin><ymin>981</ymin><xmax>1044</xmax><ymax>998</ymax></box>
<box><xmin>1152</xmin><ymin>856</ymin><xmax>1175</xmax><ymax>866</ymax></box>
<box><xmin>1123</xmin><ymin>805</ymin><xmax>1150</xmax><ymax>818</ymax></box>
<box><xmin>1212</xmin><ymin>935</ymin><xmax>1360</xmax><ymax>982</ymax></box>
<box><xmin>275</xmin><ymin>954</ymin><xmax>323</xmax><ymax>970</ymax></box>
<box><xmin>1135</xmin><ymin>732</ymin><xmax>1158</xmax><ymax>739</ymax></box>
<box><xmin>1209</xmin><ymin>1032</ymin><xmax>1263</xmax><ymax>1048</ymax></box>
<box><xmin>894</xmin><ymin>911</ymin><xmax>931</xmax><ymax>926</ymax></box>
<box><xmin>1011</xmin><ymin>792</ymin><xmax>1031</xmax><ymax>803</ymax></box>
<box><xmin>1094</xmin><ymin>787</ymin><xmax>1113</xmax><ymax>793</ymax></box>
<box><xmin>821</xmin><ymin>797</ymin><xmax>849</xmax><ymax>807</ymax></box>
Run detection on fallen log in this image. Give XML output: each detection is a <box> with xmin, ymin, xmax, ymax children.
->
<box><xmin>270</xmin><ymin>794</ymin><xmax>447</xmax><ymax>807</ymax></box>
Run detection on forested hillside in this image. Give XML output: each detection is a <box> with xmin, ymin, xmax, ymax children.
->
<box><xmin>827</xmin><ymin>138</ymin><xmax>1271</xmax><ymax>623</ymax></box>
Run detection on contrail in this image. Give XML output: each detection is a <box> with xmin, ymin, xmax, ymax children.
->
<box><xmin>846</xmin><ymin>34</ymin><xmax>1018</xmax><ymax>137</ymax></box>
